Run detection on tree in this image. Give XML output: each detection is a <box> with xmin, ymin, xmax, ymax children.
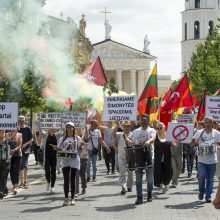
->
<box><xmin>188</xmin><ymin>27</ymin><xmax>220</xmax><ymax>97</ymax></box>
<box><xmin>103</xmin><ymin>76</ymin><xmax>119</xmax><ymax>96</ymax></box>
<box><xmin>17</xmin><ymin>64</ymin><xmax>46</xmax><ymax>126</ymax></box>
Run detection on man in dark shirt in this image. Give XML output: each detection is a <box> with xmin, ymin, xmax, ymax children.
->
<box><xmin>18</xmin><ymin>116</ymin><xmax>33</xmax><ymax>189</ymax></box>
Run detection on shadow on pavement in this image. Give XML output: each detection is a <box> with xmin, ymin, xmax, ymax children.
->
<box><xmin>165</xmin><ymin>201</ymin><xmax>205</xmax><ymax>209</ymax></box>
<box><xmin>95</xmin><ymin>203</ymin><xmax>135</xmax><ymax>212</ymax></box>
<box><xmin>20</xmin><ymin>205</ymin><xmax>63</xmax><ymax>213</ymax></box>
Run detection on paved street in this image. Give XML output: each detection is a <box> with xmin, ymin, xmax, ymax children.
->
<box><xmin>1</xmin><ymin>154</ymin><xmax>220</xmax><ymax>220</ymax></box>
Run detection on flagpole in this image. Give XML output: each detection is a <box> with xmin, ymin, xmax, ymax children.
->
<box><xmin>156</xmin><ymin>60</ymin><xmax>160</xmax><ymax>121</ymax></box>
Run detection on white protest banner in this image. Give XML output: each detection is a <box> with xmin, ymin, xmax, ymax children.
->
<box><xmin>62</xmin><ymin>112</ymin><xmax>87</xmax><ymax>128</ymax></box>
<box><xmin>39</xmin><ymin>112</ymin><xmax>62</xmax><ymax>129</ymax></box>
<box><xmin>166</xmin><ymin>122</ymin><xmax>194</xmax><ymax>143</ymax></box>
<box><xmin>177</xmin><ymin>114</ymin><xmax>195</xmax><ymax>124</ymax></box>
<box><xmin>103</xmin><ymin>95</ymin><xmax>137</xmax><ymax>121</ymax></box>
<box><xmin>0</xmin><ymin>102</ymin><xmax>18</xmax><ymax>130</ymax></box>
<box><xmin>206</xmin><ymin>96</ymin><xmax>220</xmax><ymax>122</ymax></box>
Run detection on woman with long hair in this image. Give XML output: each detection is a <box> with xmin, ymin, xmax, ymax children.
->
<box><xmin>154</xmin><ymin>122</ymin><xmax>173</xmax><ymax>193</ymax></box>
<box><xmin>56</xmin><ymin>122</ymin><xmax>82</xmax><ymax>206</ymax></box>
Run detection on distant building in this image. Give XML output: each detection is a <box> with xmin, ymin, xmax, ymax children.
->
<box><xmin>181</xmin><ymin>0</ymin><xmax>220</xmax><ymax>72</ymax></box>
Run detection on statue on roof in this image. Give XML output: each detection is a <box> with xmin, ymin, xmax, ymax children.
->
<box><xmin>105</xmin><ymin>19</ymin><xmax>112</xmax><ymax>40</ymax></box>
<box><xmin>79</xmin><ymin>14</ymin><xmax>86</xmax><ymax>36</ymax></box>
<box><xmin>143</xmin><ymin>34</ymin><xmax>150</xmax><ymax>53</ymax></box>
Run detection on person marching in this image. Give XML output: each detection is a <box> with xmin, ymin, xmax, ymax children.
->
<box><xmin>153</xmin><ymin>122</ymin><xmax>173</xmax><ymax>193</ymax></box>
<box><xmin>84</xmin><ymin>119</ymin><xmax>110</xmax><ymax>182</ymax></box>
<box><xmin>126</xmin><ymin>114</ymin><xmax>156</xmax><ymax>205</ymax></box>
<box><xmin>18</xmin><ymin>116</ymin><xmax>33</xmax><ymax>189</ymax></box>
<box><xmin>56</xmin><ymin>122</ymin><xmax>82</xmax><ymax>206</ymax></box>
<box><xmin>190</xmin><ymin>116</ymin><xmax>220</xmax><ymax>203</ymax></box>
<box><xmin>9</xmin><ymin>128</ymin><xmax>22</xmax><ymax>195</ymax></box>
<box><xmin>44</xmin><ymin>129</ymin><xmax>58</xmax><ymax>193</ymax></box>
<box><xmin>112</xmin><ymin>121</ymin><xmax>134</xmax><ymax>195</ymax></box>
<box><xmin>0</xmin><ymin>130</ymin><xmax>11</xmax><ymax>199</ymax></box>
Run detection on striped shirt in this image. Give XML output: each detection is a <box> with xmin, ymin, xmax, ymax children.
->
<box><xmin>0</xmin><ymin>138</ymin><xmax>10</xmax><ymax>161</ymax></box>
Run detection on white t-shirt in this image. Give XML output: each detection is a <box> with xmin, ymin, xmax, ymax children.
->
<box><xmin>116</xmin><ymin>132</ymin><xmax>132</xmax><ymax>159</ymax></box>
<box><xmin>88</xmin><ymin>129</ymin><xmax>101</xmax><ymax>150</ymax></box>
<box><xmin>58</xmin><ymin>136</ymin><xmax>81</xmax><ymax>169</ymax></box>
<box><xmin>129</xmin><ymin>126</ymin><xmax>156</xmax><ymax>159</ymax></box>
<box><xmin>193</xmin><ymin>129</ymin><xmax>220</xmax><ymax>164</ymax></box>
<box><xmin>129</xmin><ymin>127</ymin><xmax>156</xmax><ymax>146</ymax></box>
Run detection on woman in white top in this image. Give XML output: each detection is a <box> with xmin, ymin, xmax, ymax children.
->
<box><xmin>56</xmin><ymin>122</ymin><xmax>82</xmax><ymax>206</ymax></box>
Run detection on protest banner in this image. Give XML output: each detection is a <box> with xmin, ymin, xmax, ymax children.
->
<box><xmin>166</xmin><ymin>122</ymin><xmax>194</xmax><ymax>143</ymax></box>
<box><xmin>39</xmin><ymin>112</ymin><xmax>62</xmax><ymax>129</ymax></box>
<box><xmin>62</xmin><ymin>112</ymin><xmax>87</xmax><ymax>128</ymax></box>
<box><xmin>177</xmin><ymin>114</ymin><xmax>195</xmax><ymax>124</ymax></box>
<box><xmin>206</xmin><ymin>96</ymin><xmax>220</xmax><ymax>122</ymax></box>
<box><xmin>0</xmin><ymin>102</ymin><xmax>18</xmax><ymax>130</ymax></box>
<box><xmin>103</xmin><ymin>95</ymin><xmax>138</xmax><ymax>121</ymax></box>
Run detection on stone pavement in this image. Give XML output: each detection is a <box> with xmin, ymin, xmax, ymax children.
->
<box><xmin>1</xmin><ymin>154</ymin><xmax>220</xmax><ymax>220</ymax></box>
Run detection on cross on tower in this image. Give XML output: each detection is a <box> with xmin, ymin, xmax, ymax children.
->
<box><xmin>100</xmin><ymin>6</ymin><xmax>111</xmax><ymax>23</ymax></box>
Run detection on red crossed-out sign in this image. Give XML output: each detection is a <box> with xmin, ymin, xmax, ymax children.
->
<box><xmin>172</xmin><ymin>125</ymin><xmax>189</xmax><ymax>141</ymax></box>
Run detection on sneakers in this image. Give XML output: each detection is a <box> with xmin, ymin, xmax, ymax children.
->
<box><xmin>70</xmin><ymin>199</ymin><xmax>75</xmax><ymax>206</ymax></box>
<box><xmin>75</xmin><ymin>193</ymin><xmax>78</xmax><ymax>198</ymax></box>
<box><xmin>188</xmin><ymin>173</ymin><xmax>192</xmax><ymax>178</ymax></box>
<box><xmin>81</xmin><ymin>189</ymin><xmax>86</xmax><ymax>194</ymax></box>
<box><xmin>46</xmin><ymin>183</ymin><xmax>50</xmax><ymax>191</ymax></box>
<box><xmin>87</xmin><ymin>177</ymin><xmax>90</xmax><ymax>182</ymax></box>
<box><xmin>121</xmin><ymin>188</ymin><xmax>126</xmax><ymax>195</ymax></box>
<box><xmin>147</xmin><ymin>192</ymin><xmax>152</xmax><ymax>202</ymax></box>
<box><xmin>0</xmin><ymin>191</ymin><xmax>4</xmax><ymax>199</ymax></box>
<box><xmin>127</xmin><ymin>188</ymin><xmax>132</xmax><ymax>192</ymax></box>
<box><xmin>50</xmin><ymin>187</ymin><xmax>55</xmax><ymax>194</ymax></box>
<box><xmin>63</xmin><ymin>199</ymin><xmax>69</xmax><ymax>206</ymax></box>
<box><xmin>111</xmin><ymin>170</ymin><xmax>115</xmax><ymax>175</ymax></box>
<box><xmin>198</xmin><ymin>193</ymin><xmax>204</xmax><ymax>200</ymax></box>
<box><xmin>135</xmin><ymin>197</ymin><xmax>143</xmax><ymax>205</ymax></box>
<box><xmin>106</xmin><ymin>170</ymin><xmax>110</xmax><ymax>175</ymax></box>
<box><xmin>206</xmin><ymin>198</ymin><xmax>212</xmax><ymax>203</ymax></box>
<box><xmin>170</xmin><ymin>184</ymin><xmax>176</xmax><ymax>188</ymax></box>
<box><xmin>92</xmin><ymin>177</ymin><xmax>96</xmax><ymax>182</ymax></box>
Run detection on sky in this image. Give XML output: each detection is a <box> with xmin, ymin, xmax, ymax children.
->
<box><xmin>43</xmin><ymin>0</ymin><xmax>185</xmax><ymax>80</ymax></box>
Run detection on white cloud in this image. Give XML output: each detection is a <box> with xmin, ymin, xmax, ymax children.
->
<box><xmin>44</xmin><ymin>0</ymin><xmax>185</xmax><ymax>80</ymax></box>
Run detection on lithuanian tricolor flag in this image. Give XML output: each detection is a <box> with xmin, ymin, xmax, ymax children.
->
<box><xmin>138</xmin><ymin>64</ymin><xmax>158</xmax><ymax>119</ymax></box>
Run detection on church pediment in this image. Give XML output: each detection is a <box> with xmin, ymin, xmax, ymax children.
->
<box><xmin>92</xmin><ymin>39</ymin><xmax>156</xmax><ymax>60</ymax></box>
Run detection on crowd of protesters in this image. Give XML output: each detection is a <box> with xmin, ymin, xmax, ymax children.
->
<box><xmin>0</xmin><ymin>114</ymin><xmax>220</xmax><ymax>209</ymax></box>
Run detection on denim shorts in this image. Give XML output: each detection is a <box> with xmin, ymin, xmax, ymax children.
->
<box><xmin>20</xmin><ymin>154</ymin><xmax>29</xmax><ymax>170</ymax></box>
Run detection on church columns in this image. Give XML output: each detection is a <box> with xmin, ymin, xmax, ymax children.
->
<box><xmin>137</xmin><ymin>70</ymin><xmax>145</xmax><ymax>97</ymax></box>
<box><xmin>130</xmin><ymin>69</ymin><xmax>136</xmax><ymax>94</ymax></box>
<box><xmin>115</xmin><ymin>69</ymin><xmax>122</xmax><ymax>91</ymax></box>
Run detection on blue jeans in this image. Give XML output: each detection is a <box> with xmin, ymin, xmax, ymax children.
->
<box><xmin>198</xmin><ymin>162</ymin><xmax>216</xmax><ymax>199</ymax></box>
<box><xmin>87</xmin><ymin>150</ymin><xmax>97</xmax><ymax>178</ymax></box>
<box><xmin>135</xmin><ymin>167</ymin><xmax>153</xmax><ymax>198</ymax></box>
<box><xmin>186</xmin><ymin>154</ymin><xmax>194</xmax><ymax>174</ymax></box>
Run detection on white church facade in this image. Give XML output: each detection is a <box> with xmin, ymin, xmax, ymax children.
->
<box><xmin>181</xmin><ymin>0</ymin><xmax>220</xmax><ymax>72</ymax></box>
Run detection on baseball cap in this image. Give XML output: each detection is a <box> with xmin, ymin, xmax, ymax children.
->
<box><xmin>65</xmin><ymin>122</ymin><xmax>75</xmax><ymax>127</ymax></box>
<box><xmin>18</xmin><ymin>115</ymin><xmax>25</xmax><ymax>121</ymax></box>
<box><xmin>141</xmin><ymin>114</ymin><xmax>149</xmax><ymax>120</ymax></box>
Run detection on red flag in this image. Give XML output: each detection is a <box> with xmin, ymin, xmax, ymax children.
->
<box><xmin>197</xmin><ymin>90</ymin><xmax>206</xmax><ymax>121</ymax></box>
<box><xmin>192</xmin><ymin>93</ymin><xmax>200</xmax><ymax>107</ymax></box>
<box><xmin>81</xmin><ymin>56</ymin><xmax>107</xmax><ymax>86</ymax></box>
<box><xmin>159</xmin><ymin>87</ymin><xmax>172</xmax><ymax>128</ymax></box>
<box><xmin>162</xmin><ymin>74</ymin><xmax>193</xmax><ymax>112</ymax></box>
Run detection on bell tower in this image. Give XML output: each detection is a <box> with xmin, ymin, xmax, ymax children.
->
<box><xmin>181</xmin><ymin>0</ymin><xmax>220</xmax><ymax>72</ymax></box>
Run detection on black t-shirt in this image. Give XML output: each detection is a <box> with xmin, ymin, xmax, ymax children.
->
<box><xmin>45</xmin><ymin>134</ymin><xmax>57</xmax><ymax>155</ymax></box>
<box><xmin>19</xmin><ymin>126</ymin><xmax>32</xmax><ymax>154</ymax></box>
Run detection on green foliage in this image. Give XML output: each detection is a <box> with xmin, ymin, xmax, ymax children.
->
<box><xmin>18</xmin><ymin>64</ymin><xmax>46</xmax><ymax>113</ymax></box>
<box><xmin>103</xmin><ymin>77</ymin><xmax>119</xmax><ymax>96</ymax></box>
<box><xmin>188</xmin><ymin>27</ymin><xmax>220</xmax><ymax>97</ymax></box>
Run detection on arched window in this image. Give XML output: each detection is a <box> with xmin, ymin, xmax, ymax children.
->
<box><xmin>184</xmin><ymin>23</ymin><xmax>187</xmax><ymax>40</ymax></box>
<box><xmin>194</xmin><ymin>21</ymin><xmax>200</xmax><ymax>39</ymax></box>
<box><xmin>209</xmin><ymin>20</ymin><xmax>214</xmax><ymax>35</ymax></box>
<box><xmin>195</xmin><ymin>0</ymin><xmax>200</xmax><ymax>8</ymax></box>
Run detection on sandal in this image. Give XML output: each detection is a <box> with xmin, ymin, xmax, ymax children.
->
<box><xmin>24</xmin><ymin>182</ymin><xmax>28</xmax><ymax>189</ymax></box>
<box><xmin>19</xmin><ymin>183</ymin><xmax>24</xmax><ymax>188</ymax></box>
